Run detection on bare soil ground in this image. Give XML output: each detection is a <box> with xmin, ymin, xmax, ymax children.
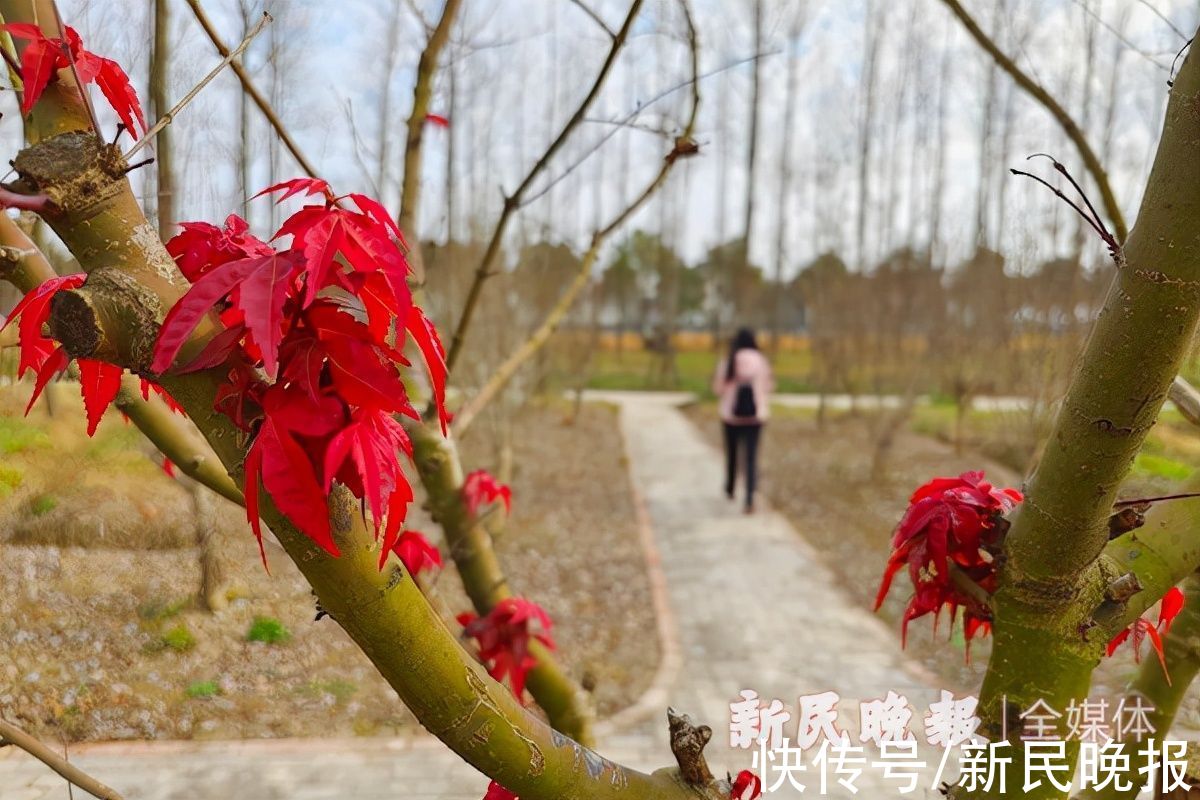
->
<box><xmin>0</xmin><ymin>386</ymin><xmax>657</xmax><ymax>742</ymax></box>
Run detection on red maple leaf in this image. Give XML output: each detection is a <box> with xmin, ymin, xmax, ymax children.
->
<box><xmin>458</xmin><ymin>597</ymin><xmax>554</xmax><ymax>700</ymax></box>
<box><xmin>482</xmin><ymin>782</ymin><xmax>517</xmax><ymax>800</ymax></box>
<box><xmin>166</xmin><ymin>215</ymin><xmax>274</xmax><ymax>282</ymax></box>
<box><xmin>731</xmin><ymin>770</ymin><xmax>762</xmax><ymax>800</ymax></box>
<box><xmin>244</xmin><ymin>384</ymin><xmax>346</xmax><ymax>564</ymax></box>
<box><xmin>463</xmin><ymin>470</ymin><xmax>512</xmax><ymax>517</ymax></box>
<box><xmin>1</xmin><ymin>23</ymin><xmax>146</xmax><ymax>136</ymax></box>
<box><xmin>874</xmin><ymin>471</ymin><xmax>1021</xmax><ymax>655</ymax></box>
<box><xmin>425</xmin><ymin>113</ymin><xmax>450</xmax><ymax>128</ymax></box>
<box><xmin>322</xmin><ymin>405</ymin><xmax>415</xmax><ymax>566</ymax></box>
<box><xmin>385</xmin><ymin>529</ymin><xmax>442</xmax><ymax>578</ymax></box>
<box><xmin>406</xmin><ymin>305</ymin><xmax>450</xmax><ymax>434</ymax></box>
<box><xmin>152</xmin><ymin>251</ymin><xmax>302</xmax><ymax>378</ymax></box>
<box><xmin>3</xmin><ymin>273</ymin><xmax>122</xmax><ymax>434</ymax></box>
<box><xmin>1107</xmin><ymin>586</ymin><xmax>1186</xmax><ymax>684</ymax></box>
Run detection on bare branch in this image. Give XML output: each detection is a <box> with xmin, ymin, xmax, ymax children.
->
<box><xmin>0</xmin><ymin>717</ymin><xmax>124</xmax><ymax>800</ymax></box>
<box><xmin>939</xmin><ymin>0</ymin><xmax>1128</xmax><ymax>242</ymax></box>
<box><xmin>1171</xmin><ymin>376</ymin><xmax>1200</xmax><ymax>427</ymax></box>
<box><xmin>1138</xmin><ymin>0</ymin><xmax>1189</xmax><ymax>42</ymax></box>
<box><xmin>444</xmin><ymin>0</ymin><xmax>646</xmax><ymax>372</ymax></box>
<box><xmin>452</xmin><ymin>1</ymin><xmax>701</xmax><ymax>437</ymax></box>
<box><xmin>568</xmin><ymin>0</ymin><xmax>616</xmax><ymax>39</ymax></box>
<box><xmin>183</xmin><ymin>0</ymin><xmax>322</xmax><ymax>180</ymax></box>
<box><xmin>127</xmin><ymin>12</ymin><xmax>272</xmax><ymax>158</ymax></box>
<box><xmin>398</xmin><ymin>0</ymin><xmax>463</xmax><ymax>283</ymax></box>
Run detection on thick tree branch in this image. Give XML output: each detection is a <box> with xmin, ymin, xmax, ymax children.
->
<box><xmin>407</xmin><ymin>421</ymin><xmax>597</xmax><ymax>744</ymax></box>
<box><xmin>958</xmin><ymin>28</ymin><xmax>1200</xmax><ymax>800</ymax></box>
<box><xmin>0</xmin><ymin>717</ymin><xmax>124</xmax><ymax>800</ymax></box>
<box><xmin>938</xmin><ymin>0</ymin><xmax>1128</xmax><ymax>242</ymax></box>
<box><xmin>444</xmin><ymin>0</ymin><xmax>644</xmax><ymax>372</ymax></box>
<box><xmin>397</xmin><ymin>0</ymin><xmax>462</xmax><ymax>283</ymax></box>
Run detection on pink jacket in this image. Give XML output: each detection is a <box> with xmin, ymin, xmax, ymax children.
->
<box><xmin>712</xmin><ymin>348</ymin><xmax>773</xmax><ymax>424</ymax></box>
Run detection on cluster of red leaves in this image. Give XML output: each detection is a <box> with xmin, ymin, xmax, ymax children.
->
<box><xmin>1107</xmin><ymin>586</ymin><xmax>1186</xmax><ymax>683</ymax></box>
<box><xmin>732</xmin><ymin>770</ymin><xmax>763</xmax><ymax>800</ymax></box>
<box><xmin>463</xmin><ymin>469</ymin><xmax>512</xmax><ymax>517</ymax></box>
<box><xmin>2</xmin><ymin>274</ymin><xmax>175</xmax><ymax>435</ymax></box>
<box><xmin>152</xmin><ymin>178</ymin><xmax>449</xmax><ymax>566</ymax></box>
<box><xmin>874</xmin><ymin>471</ymin><xmax>1022</xmax><ymax>652</ymax></box>
<box><xmin>386</xmin><ymin>529</ymin><xmax>442</xmax><ymax>578</ymax></box>
<box><xmin>482</xmin><ymin>782</ymin><xmax>517</xmax><ymax>800</ymax></box>
<box><xmin>1</xmin><ymin>23</ymin><xmax>146</xmax><ymax>137</ymax></box>
<box><xmin>458</xmin><ymin>597</ymin><xmax>555</xmax><ymax>702</ymax></box>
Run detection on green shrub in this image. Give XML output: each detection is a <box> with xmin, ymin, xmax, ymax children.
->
<box><xmin>246</xmin><ymin>616</ymin><xmax>290</xmax><ymax>645</ymax></box>
<box><xmin>185</xmin><ymin>680</ymin><xmax>220</xmax><ymax>699</ymax></box>
<box><xmin>28</xmin><ymin>494</ymin><xmax>57</xmax><ymax>516</ymax></box>
<box><xmin>161</xmin><ymin>624</ymin><xmax>196</xmax><ymax>652</ymax></box>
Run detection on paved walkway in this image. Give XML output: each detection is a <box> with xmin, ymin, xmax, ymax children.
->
<box><xmin>0</xmin><ymin>392</ymin><xmax>936</xmax><ymax>799</ymax></box>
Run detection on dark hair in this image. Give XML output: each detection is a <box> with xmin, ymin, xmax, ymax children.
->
<box><xmin>725</xmin><ymin>327</ymin><xmax>759</xmax><ymax>381</ymax></box>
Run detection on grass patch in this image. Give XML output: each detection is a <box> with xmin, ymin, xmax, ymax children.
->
<box><xmin>138</xmin><ymin>597</ymin><xmax>189</xmax><ymax>623</ymax></box>
<box><xmin>160</xmin><ymin>624</ymin><xmax>196</xmax><ymax>652</ymax></box>
<box><xmin>577</xmin><ymin>347</ymin><xmax>815</xmax><ymax>395</ymax></box>
<box><xmin>0</xmin><ymin>417</ymin><xmax>50</xmax><ymax>454</ymax></box>
<box><xmin>1133</xmin><ymin>453</ymin><xmax>1192</xmax><ymax>482</ymax></box>
<box><xmin>28</xmin><ymin>493</ymin><xmax>57</xmax><ymax>516</ymax></box>
<box><xmin>185</xmin><ymin>680</ymin><xmax>220</xmax><ymax>699</ymax></box>
<box><xmin>0</xmin><ymin>464</ymin><xmax>22</xmax><ymax>496</ymax></box>
<box><xmin>246</xmin><ymin>616</ymin><xmax>290</xmax><ymax>645</ymax></box>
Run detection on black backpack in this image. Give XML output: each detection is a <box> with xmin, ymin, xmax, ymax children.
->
<box><xmin>733</xmin><ymin>383</ymin><xmax>757</xmax><ymax>419</ymax></box>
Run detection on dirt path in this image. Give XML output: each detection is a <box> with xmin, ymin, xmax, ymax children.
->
<box><xmin>0</xmin><ymin>392</ymin><xmax>939</xmax><ymax>799</ymax></box>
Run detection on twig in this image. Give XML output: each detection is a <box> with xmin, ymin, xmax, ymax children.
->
<box><xmin>1168</xmin><ymin>37</ymin><xmax>1195</xmax><ymax>87</ymax></box>
<box><xmin>444</xmin><ymin>0</ymin><xmax>645</xmax><ymax>373</ymax></box>
<box><xmin>568</xmin><ymin>0</ymin><xmax>616</xmax><ymax>39</ymax></box>
<box><xmin>183</xmin><ymin>0</ymin><xmax>321</xmax><ymax>180</ymax></box>
<box><xmin>518</xmin><ymin>48</ymin><xmax>777</xmax><ymax>211</ymax></box>
<box><xmin>1114</xmin><ymin>492</ymin><xmax>1200</xmax><ymax>509</ymax></box>
<box><xmin>938</xmin><ymin>0</ymin><xmax>1128</xmax><ymax>242</ymax></box>
<box><xmin>127</xmin><ymin>12</ymin><xmax>272</xmax><ymax>158</ymax></box>
<box><xmin>0</xmin><ymin>718</ymin><xmax>124</xmax><ymax>800</ymax></box>
<box><xmin>1067</xmin><ymin>0</ymin><xmax>1170</xmax><ymax>71</ymax></box>
<box><xmin>1138</xmin><ymin>0</ymin><xmax>1188</xmax><ymax>42</ymax></box>
<box><xmin>1010</xmin><ymin>154</ymin><xmax>1121</xmax><ymax>263</ymax></box>
<box><xmin>451</xmin><ymin>0</ymin><xmax>700</xmax><ymax>437</ymax></box>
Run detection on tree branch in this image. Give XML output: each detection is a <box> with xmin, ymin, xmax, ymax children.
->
<box><xmin>451</xmin><ymin>3</ymin><xmax>700</xmax><ymax>437</ymax></box>
<box><xmin>182</xmin><ymin>0</ymin><xmax>322</xmax><ymax>180</ymax></box>
<box><xmin>127</xmin><ymin>11</ymin><xmax>272</xmax><ymax>159</ymax></box>
<box><xmin>938</xmin><ymin>0</ymin><xmax>1128</xmax><ymax>242</ymax></box>
<box><xmin>1170</xmin><ymin>375</ymin><xmax>1200</xmax><ymax>427</ymax></box>
<box><xmin>0</xmin><ymin>717</ymin><xmax>124</xmax><ymax>800</ymax></box>
<box><xmin>443</xmin><ymin>0</ymin><xmax>644</xmax><ymax>372</ymax></box>
<box><xmin>0</xmin><ymin>5</ymin><xmax>715</xmax><ymax>795</ymax></box>
<box><xmin>397</xmin><ymin>0</ymin><xmax>462</xmax><ymax>284</ymax></box>
<box><xmin>957</xmin><ymin>26</ymin><xmax>1200</xmax><ymax>800</ymax></box>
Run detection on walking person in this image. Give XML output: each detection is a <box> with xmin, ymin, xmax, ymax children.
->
<box><xmin>712</xmin><ymin>327</ymin><xmax>773</xmax><ymax>513</ymax></box>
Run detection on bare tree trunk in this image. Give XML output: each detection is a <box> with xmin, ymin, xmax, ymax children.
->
<box><xmin>856</xmin><ymin>0</ymin><xmax>880</xmax><ymax>267</ymax></box>
<box><xmin>377</xmin><ymin>0</ymin><xmax>403</xmax><ymax>203</ymax></box>
<box><xmin>770</xmin><ymin>11</ymin><xmax>804</xmax><ymax>352</ymax></box>
<box><xmin>150</xmin><ymin>0</ymin><xmax>174</xmax><ymax>242</ymax></box>
<box><xmin>189</xmin><ymin>478</ymin><xmax>226</xmax><ymax>612</ymax></box>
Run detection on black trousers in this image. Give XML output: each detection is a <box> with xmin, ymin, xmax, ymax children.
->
<box><xmin>722</xmin><ymin>422</ymin><xmax>762</xmax><ymax>508</ymax></box>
